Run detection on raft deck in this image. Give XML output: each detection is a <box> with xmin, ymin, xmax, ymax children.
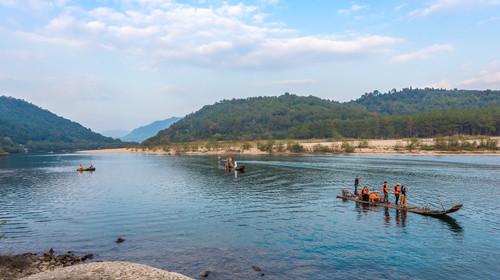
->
<box><xmin>336</xmin><ymin>194</ymin><xmax>462</xmax><ymax>216</ymax></box>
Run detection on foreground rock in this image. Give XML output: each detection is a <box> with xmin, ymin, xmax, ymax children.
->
<box><xmin>0</xmin><ymin>251</ymin><xmax>95</xmax><ymax>279</ymax></box>
<box><xmin>21</xmin><ymin>261</ymin><xmax>194</xmax><ymax>280</ymax></box>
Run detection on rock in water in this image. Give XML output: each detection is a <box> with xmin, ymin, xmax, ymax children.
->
<box><xmin>252</xmin><ymin>265</ymin><xmax>261</xmax><ymax>272</ymax></box>
<box><xmin>200</xmin><ymin>270</ymin><xmax>211</xmax><ymax>277</ymax></box>
<box><xmin>116</xmin><ymin>238</ymin><xmax>125</xmax><ymax>243</ymax></box>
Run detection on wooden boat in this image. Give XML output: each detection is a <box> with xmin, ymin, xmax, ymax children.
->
<box><xmin>221</xmin><ymin>164</ymin><xmax>245</xmax><ymax>171</ymax></box>
<box><xmin>219</xmin><ymin>158</ymin><xmax>245</xmax><ymax>171</ymax></box>
<box><xmin>233</xmin><ymin>165</ymin><xmax>245</xmax><ymax>171</ymax></box>
<box><xmin>336</xmin><ymin>191</ymin><xmax>462</xmax><ymax>217</ymax></box>
<box><xmin>77</xmin><ymin>167</ymin><xmax>95</xmax><ymax>171</ymax></box>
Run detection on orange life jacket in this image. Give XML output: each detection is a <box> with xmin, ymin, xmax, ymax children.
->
<box><xmin>394</xmin><ymin>186</ymin><xmax>400</xmax><ymax>194</ymax></box>
<box><xmin>383</xmin><ymin>184</ymin><xmax>389</xmax><ymax>193</ymax></box>
<box><xmin>362</xmin><ymin>188</ymin><xmax>368</xmax><ymax>195</ymax></box>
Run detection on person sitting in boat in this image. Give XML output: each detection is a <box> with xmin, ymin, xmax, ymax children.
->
<box><xmin>369</xmin><ymin>192</ymin><xmax>380</xmax><ymax>203</ymax></box>
<box><xmin>361</xmin><ymin>186</ymin><xmax>369</xmax><ymax>201</ymax></box>
<box><xmin>78</xmin><ymin>165</ymin><xmax>83</xmax><ymax>170</ymax></box>
<box><xmin>226</xmin><ymin>157</ymin><xmax>233</xmax><ymax>168</ymax></box>
<box><xmin>90</xmin><ymin>164</ymin><xmax>93</xmax><ymax>169</ymax></box>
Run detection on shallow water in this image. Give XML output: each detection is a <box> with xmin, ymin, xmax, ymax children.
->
<box><xmin>0</xmin><ymin>153</ymin><xmax>499</xmax><ymax>279</ymax></box>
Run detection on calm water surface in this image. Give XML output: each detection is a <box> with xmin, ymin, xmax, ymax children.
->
<box><xmin>0</xmin><ymin>153</ymin><xmax>499</xmax><ymax>279</ymax></box>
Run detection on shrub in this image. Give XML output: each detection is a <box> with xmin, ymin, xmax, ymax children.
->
<box><xmin>358</xmin><ymin>140</ymin><xmax>369</xmax><ymax>148</ymax></box>
<box><xmin>313</xmin><ymin>144</ymin><xmax>333</xmax><ymax>153</ymax></box>
<box><xmin>276</xmin><ymin>142</ymin><xmax>285</xmax><ymax>152</ymax></box>
<box><xmin>287</xmin><ymin>142</ymin><xmax>304</xmax><ymax>153</ymax></box>
<box><xmin>341</xmin><ymin>142</ymin><xmax>355</xmax><ymax>153</ymax></box>
<box><xmin>241</xmin><ymin>142</ymin><xmax>252</xmax><ymax>150</ymax></box>
<box><xmin>478</xmin><ymin>137</ymin><xmax>499</xmax><ymax>150</ymax></box>
<box><xmin>405</xmin><ymin>138</ymin><xmax>419</xmax><ymax>151</ymax></box>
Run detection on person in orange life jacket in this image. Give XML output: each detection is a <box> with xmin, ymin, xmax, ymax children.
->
<box><xmin>382</xmin><ymin>181</ymin><xmax>389</xmax><ymax>203</ymax></box>
<box><xmin>394</xmin><ymin>183</ymin><xmax>401</xmax><ymax>205</ymax></box>
<box><xmin>369</xmin><ymin>192</ymin><xmax>379</xmax><ymax>203</ymax></box>
<box><xmin>361</xmin><ymin>186</ymin><xmax>369</xmax><ymax>201</ymax></box>
<box><xmin>400</xmin><ymin>185</ymin><xmax>407</xmax><ymax>207</ymax></box>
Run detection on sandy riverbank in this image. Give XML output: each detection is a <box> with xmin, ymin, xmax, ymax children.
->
<box><xmin>20</xmin><ymin>261</ymin><xmax>194</xmax><ymax>280</ymax></box>
<box><xmin>79</xmin><ymin>138</ymin><xmax>500</xmax><ymax>156</ymax></box>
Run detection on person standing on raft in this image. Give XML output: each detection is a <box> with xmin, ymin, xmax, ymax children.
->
<box><xmin>400</xmin><ymin>185</ymin><xmax>407</xmax><ymax>207</ymax></box>
<box><xmin>382</xmin><ymin>181</ymin><xmax>389</xmax><ymax>203</ymax></box>
<box><xmin>394</xmin><ymin>183</ymin><xmax>401</xmax><ymax>205</ymax></box>
<box><xmin>354</xmin><ymin>176</ymin><xmax>361</xmax><ymax>195</ymax></box>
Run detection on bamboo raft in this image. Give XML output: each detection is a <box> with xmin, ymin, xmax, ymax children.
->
<box><xmin>336</xmin><ymin>191</ymin><xmax>462</xmax><ymax>217</ymax></box>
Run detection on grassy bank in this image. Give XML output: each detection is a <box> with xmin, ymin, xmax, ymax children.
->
<box><xmin>123</xmin><ymin>136</ymin><xmax>500</xmax><ymax>155</ymax></box>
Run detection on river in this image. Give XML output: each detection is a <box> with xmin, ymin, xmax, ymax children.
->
<box><xmin>0</xmin><ymin>153</ymin><xmax>499</xmax><ymax>279</ymax></box>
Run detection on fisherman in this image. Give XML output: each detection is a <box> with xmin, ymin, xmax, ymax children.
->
<box><xmin>361</xmin><ymin>186</ymin><xmax>369</xmax><ymax>201</ymax></box>
<box><xmin>400</xmin><ymin>185</ymin><xmax>407</xmax><ymax>207</ymax></box>
<box><xmin>382</xmin><ymin>181</ymin><xmax>389</xmax><ymax>203</ymax></box>
<box><xmin>354</xmin><ymin>175</ymin><xmax>361</xmax><ymax>195</ymax></box>
<box><xmin>226</xmin><ymin>157</ymin><xmax>233</xmax><ymax>168</ymax></box>
<box><xmin>394</xmin><ymin>183</ymin><xmax>401</xmax><ymax>205</ymax></box>
<box><xmin>90</xmin><ymin>164</ymin><xmax>93</xmax><ymax>169</ymax></box>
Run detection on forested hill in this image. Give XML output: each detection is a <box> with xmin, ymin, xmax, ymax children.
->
<box><xmin>351</xmin><ymin>88</ymin><xmax>499</xmax><ymax>115</ymax></box>
<box><xmin>144</xmin><ymin>94</ymin><xmax>370</xmax><ymax>145</ymax></box>
<box><xmin>143</xmin><ymin>90</ymin><xmax>500</xmax><ymax>145</ymax></box>
<box><xmin>0</xmin><ymin>96</ymin><xmax>128</xmax><ymax>153</ymax></box>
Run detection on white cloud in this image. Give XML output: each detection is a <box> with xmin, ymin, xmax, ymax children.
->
<box><xmin>16</xmin><ymin>31</ymin><xmax>88</xmax><ymax>48</ymax></box>
<box><xmin>0</xmin><ymin>73</ymin><xmax>20</xmax><ymax>81</ymax></box>
<box><xmin>5</xmin><ymin>2</ymin><xmax>399</xmax><ymax>71</ymax></box>
<box><xmin>256</xmin><ymin>79</ymin><xmax>317</xmax><ymax>86</ymax></box>
<box><xmin>156</xmin><ymin>84</ymin><xmax>186</xmax><ymax>93</ymax></box>
<box><xmin>338</xmin><ymin>4</ymin><xmax>369</xmax><ymax>15</ymax></box>
<box><xmin>424</xmin><ymin>79</ymin><xmax>454</xmax><ymax>89</ymax></box>
<box><xmin>43</xmin><ymin>73</ymin><xmax>110</xmax><ymax>100</ymax></box>
<box><xmin>409</xmin><ymin>0</ymin><xmax>499</xmax><ymax>17</ymax></box>
<box><xmin>391</xmin><ymin>44</ymin><xmax>453</xmax><ymax>63</ymax></box>
<box><xmin>0</xmin><ymin>0</ymin><xmax>54</xmax><ymax>10</ymax></box>
<box><xmin>459</xmin><ymin>72</ymin><xmax>500</xmax><ymax>88</ymax></box>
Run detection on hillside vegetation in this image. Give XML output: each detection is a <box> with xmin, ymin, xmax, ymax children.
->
<box><xmin>143</xmin><ymin>89</ymin><xmax>500</xmax><ymax>146</ymax></box>
<box><xmin>0</xmin><ymin>96</ymin><xmax>131</xmax><ymax>153</ymax></box>
<box><xmin>351</xmin><ymin>88</ymin><xmax>499</xmax><ymax>115</ymax></box>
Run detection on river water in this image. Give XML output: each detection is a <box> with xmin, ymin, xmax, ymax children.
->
<box><xmin>0</xmin><ymin>153</ymin><xmax>499</xmax><ymax>279</ymax></box>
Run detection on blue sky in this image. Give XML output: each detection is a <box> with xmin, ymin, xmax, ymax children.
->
<box><xmin>1</xmin><ymin>0</ymin><xmax>499</xmax><ymax>133</ymax></box>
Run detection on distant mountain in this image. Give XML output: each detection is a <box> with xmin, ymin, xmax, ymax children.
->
<box><xmin>101</xmin><ymin>129</ymin><xmax>130</xmax><ymax>139</ymax></box>
<box><xmin>121</xmin><ymin>117</ymin><xmax>182</xmax><ymax>143</ymax></box>
<box><xmin>0</xmin><ymin>96</ymin><xmax>131</xmax><ymax>153</ymax></box>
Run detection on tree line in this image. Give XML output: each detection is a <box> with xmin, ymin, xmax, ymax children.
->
<box><xmin>143</xmin><ymin>91</ymin><xmax>500</xmax><ymax>146</ymax></box>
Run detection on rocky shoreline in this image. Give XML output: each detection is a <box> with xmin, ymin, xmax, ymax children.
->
<box><xmin>0</xmin><ymin>249</ymin><xmax>194</xmax><ymax>280</ymax></box>
<box><xmin>0</xmin><ymin>249</ymin><xmax>95</xmax><ymax>279</ymax></box>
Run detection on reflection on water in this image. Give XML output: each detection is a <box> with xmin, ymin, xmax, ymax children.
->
<box><xmin>0</xmin><ymin>153</ymin><xmax>498</xmax><ymax>280</ymax></box>
<box><xmin>437</xmin><ymin>215</ymin><xmax>464</xmax><ymax>233</ymax></box>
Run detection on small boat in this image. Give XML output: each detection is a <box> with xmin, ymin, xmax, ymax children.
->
<box><xmin>77</xmin><ymin>167</ymin><xmax>95</xmax><ymax>172</ymax></box>
<box><xmin>231</xmin><ymin>165</ymin><xmax>245</xmax><ymax>171</ymax></box>
<box><xmin>218</xmin><ymin>157</ymin><xmax>245</xmax><ymax>171</ymax></box>
<box><xmin>337</xmin><ymin>190</ymin><xmax>462</xmax><ymax>217</ymax></box>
